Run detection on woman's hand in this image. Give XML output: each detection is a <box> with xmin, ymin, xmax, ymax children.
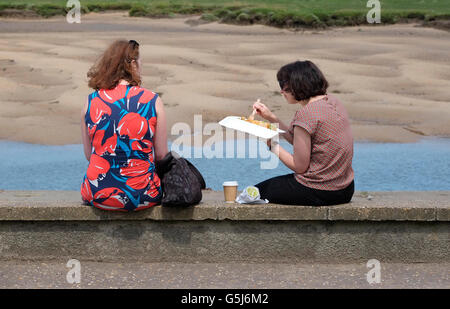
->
<box><xmin>266</xmin><ymin>139</ymin><xmax>279</xmax><ymax>153</ymax></box>
<box><xmin>253</xmin><ymin>100</ymin><xmax>277</xmax><ymax>123</ymax></box>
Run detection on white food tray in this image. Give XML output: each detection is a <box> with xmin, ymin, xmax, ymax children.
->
<box><xmin>219</xmin><ymin>116</ymin><xmax>285</xmax><ymax>139</ymax></box>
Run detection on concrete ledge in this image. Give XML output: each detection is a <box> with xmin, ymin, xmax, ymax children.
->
<box><xmin>0</xmin><ymin>190</ymin><xmax>449</xmax><ymax>263</ymax></box>
<box><xmin>0</xmin><ymin>190</ymin><xmax>449</xmax><ymax>221</ymax></box>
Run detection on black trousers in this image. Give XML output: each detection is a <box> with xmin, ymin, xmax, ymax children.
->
<box><xmin>255</xmin><ymin>174</ymin><xmax>354</xmax><ymax>206</ymax></box>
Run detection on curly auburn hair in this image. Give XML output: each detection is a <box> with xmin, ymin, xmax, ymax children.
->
<box><xmin>87</xmin><ymin>40</ymin><xmax>141</xmax><ymax>90</ymax></box>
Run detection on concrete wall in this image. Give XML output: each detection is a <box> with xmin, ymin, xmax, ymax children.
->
<box><xmin>0</xmin><ymin>190</ymin><xmax>449</xmax><ymax>263</ymax></box>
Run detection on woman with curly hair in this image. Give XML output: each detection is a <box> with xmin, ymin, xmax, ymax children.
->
<box><xmin>80</xmin><ymin>40</ymin><xmax>168</xmax><ymax>211</ymax></box>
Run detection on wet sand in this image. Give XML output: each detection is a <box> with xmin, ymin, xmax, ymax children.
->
<box><xmin>0</xmin><ymin>12</ymin><xmax>449</xmax><ymax>145</ymax></box>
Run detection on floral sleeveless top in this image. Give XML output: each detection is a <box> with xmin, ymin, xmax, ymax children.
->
<box><xmin>80</xmin><ymin>84</ymin><xmax>162</xmax><ymax>212</ymax></box>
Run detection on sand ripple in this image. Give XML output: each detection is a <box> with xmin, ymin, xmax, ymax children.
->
<box><xmin>0</xmin><ymin>14</ymin><xmax>449</xmax><ymax>144</ymax></box>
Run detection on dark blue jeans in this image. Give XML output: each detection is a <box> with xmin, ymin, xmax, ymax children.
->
<box><xmin>255</xmin><ymin>174</ymin><xmax>354</xmax><ymax>206</ymax></box>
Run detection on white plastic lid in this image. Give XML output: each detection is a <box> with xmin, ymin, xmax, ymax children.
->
<box><xmin>223</xmin><ymin>181</ymin><xmax>238</xmax><ymax>186</ymax></box>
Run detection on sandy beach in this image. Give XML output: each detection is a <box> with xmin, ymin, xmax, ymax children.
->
<box><xmin>0</xmin><ymin>12</ymin><xmax>449</xmax><ymax>145</ymax></box>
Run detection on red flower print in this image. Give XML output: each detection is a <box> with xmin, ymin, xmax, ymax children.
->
<box><xmin>148</xmin><ymin>116</ymin><xmax>157</xmax><ymax>130</ymax></box>
<box><xmin>93</xmin><ymin>130</ymin><xmax>117</xmax><ymax>155</ymax></box>
<box><xmin>90</xmin><ymin>97</ymin><xmax>112</xmax><ymax>124</ymax></box>
<box><xmin>88</xmin><ymin>124</ymin><xmax>97</xmax><ymax>140</ymax></box>
<box><xmin>131</xmin><ymin>140</ymin><xmax>144</xmax><ymax>152</ymax></box>
<box><xmin>144</xmin><ymin>176</ymin><xmax>160</xmax><ymax>198</ymax></box>
<box><xmin>81</xmin><ymin>178</ymin><xmax>93</xmax><ymax>203</ymax></box>
<box><xmin>131</xmin><ymin>139</ymin><xmax>152</xmax><ymax>153</ymax></box>
<box><xmin>148</xmin><ymin>117</ymin><xmax>156</xmax><ymax>137</ymax></box>
<box><xmin>148</xmin><ymin>151</ymin><xmax>153</xmax><ymax>163</ymax></box>
<box><xmin>99</xmin><ymin>86</ymin><xmax>126</xmax><ymax>104</ymax></box>
<box><xmin>153</xmin><ymin>173</ymin><xmax>161</xmax><ymax>188</ymax></box>
<box><xmin>93</xmin><ymin>187</ymin><xmax>126</xmax><ymax>208</ymax></box>
<box><xmin>126</xmin><ymin>87</ymin><xmax>155</xmax><ymax>104</ymax></box>
<box><xmin>126</xmin><ymin>86</ymin><xmax>142</xmax><ymax>100</ymax></box>
<box><xmin>120</xmin><ymin>159</ymin><xmax>150</xmax><ymax>177</ymax></box>
<box><xmin>138</xmin><ymin>90</ymin><xmax>156</xmax><ymax>103</ymax></box>
<box><xmin>142</xmin><ymin>139</ymin><xmax>153</xmax><ymax>149</ymax></box>
<box><xmin>117</xmin><ymin>112</ymin><xmax>148</xmax><ymax>140</ymax></box>
<box><xmin>87</xmin><ymin>154</ymin><xmax>110</xmax><ymax>183</ymax></box>
<box><xmin>126</xmin><ymin>173</ymin><xmax>150</xmax><ymax>190</ymax></box>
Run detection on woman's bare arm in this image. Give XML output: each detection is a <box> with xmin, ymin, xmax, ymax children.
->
<box><xmin>153</xmin><ymin>96</ymin><xmax>169</xmax><ymax>161</ymax></box>
<box><xmin>81</xmin><ymin>99</ymin><xmax>92</xmax><ymax>161</ymax></box>
<box><xmin>271</xmin><ymin>126</ymin><xmax>311</xmax><ymax>174</ymax></box>
<box><xmin>253</xmin><ymin>100</ymin><xmax>294</xmax><ymax>144</ymax></box>
<box><xmin>271</xmin><ymin>115</ymin><xmax>294</xmax><ymax>145</ymax></box>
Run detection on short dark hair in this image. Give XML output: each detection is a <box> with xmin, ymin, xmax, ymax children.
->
<box><xmin>277</xmin><ymin>60</ymin><xmax>328</xmax><ymax>101</ymax></box>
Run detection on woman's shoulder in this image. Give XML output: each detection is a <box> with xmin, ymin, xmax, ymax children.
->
<box><xmin>326</xmin><ymin>93</ymin><xmax>341</xmax><ymax>103</ymax></box>
<box><xmin>325</xmin><ymin>94</ymin><xmax>348</xmax><ymax>112</ymax></box>
<box><xmin>132</xmin><ymin>86</ymin><xmax>157</xmax><ymax>95</ymax></box>
<box><xmin>310</xmin><ymin>94</ymin><xmax>342</xmax><ymax>111</ymax></box>
<box><xmin>294</xmin><ymin>95</ymin><xmax>336</xmax><ymax>120</ymax></box>
<box><xmin>128</xmin><ymin>86</ymin><xmax>159</xmax><ymax>102</ymax></box>
<box><xmin>88</xmin><ymin>85</ymin><xmax>159</xmax><ymax>105</ymax></box>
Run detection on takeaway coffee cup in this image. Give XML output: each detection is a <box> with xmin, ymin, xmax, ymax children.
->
<box><xmin>223</xmin><ymin>181</ymin><xmax>238</xmax><ymax>203</ymax></box>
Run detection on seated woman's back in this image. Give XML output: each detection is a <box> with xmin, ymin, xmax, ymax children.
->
<box><xmin>80</xmin><ymin>40</ymin><xmax>168</xmax><ymax>211</ymax></box>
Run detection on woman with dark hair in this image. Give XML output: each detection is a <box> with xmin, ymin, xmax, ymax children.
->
<box><xmin>80</xmin><ymin>40</ymin><xmax>168</xmax><ymax>211</ymax></box>
<box><xmin>253</xmin><ymin>60</ymin><xmax>354</xmax><ymax>206</ymax></box>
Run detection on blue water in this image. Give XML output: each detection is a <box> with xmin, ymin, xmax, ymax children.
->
<box><xmin>0</xmin><ymin>138</ymin><xmax>449</xmax><ymax>191</ymax></box>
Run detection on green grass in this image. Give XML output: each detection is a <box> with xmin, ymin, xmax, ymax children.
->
<box><xmin>1</xmin><ymin>0</ymin><xmax>449</xmax><ymax>28</ymax></box>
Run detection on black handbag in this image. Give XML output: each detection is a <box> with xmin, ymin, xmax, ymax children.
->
<box><xmin>155</xmin><ymin>151</ymin><xmax>206</xmax><ymax>207</ymax></box>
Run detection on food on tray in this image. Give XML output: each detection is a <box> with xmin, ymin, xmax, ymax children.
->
<box><xmin>240</xmin><ymin>117</ymin><xmax>278</xmax><ymax>131</ymax></box>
